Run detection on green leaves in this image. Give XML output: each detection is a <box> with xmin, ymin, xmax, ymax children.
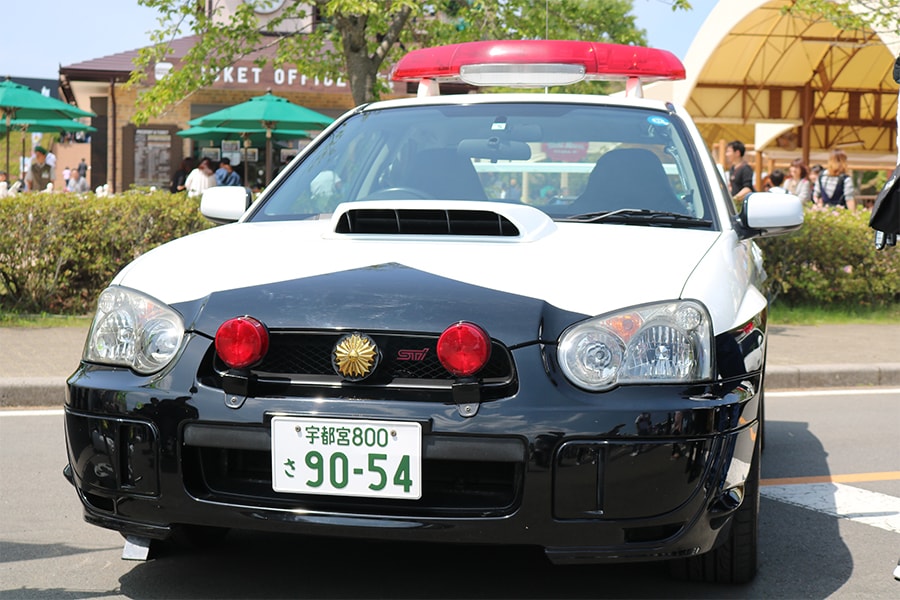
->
<box><xmin>128</xmin><ymin>0</ymin><xmax>675</xmax><ymax>121</ymax></box>
<box><xmin>758</xmin><ymin>206</ymin><xmax>900</xmax><ymax>308</ymax></box>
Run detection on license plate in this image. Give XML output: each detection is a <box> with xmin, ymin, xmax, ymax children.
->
<box><xmin>271</xmin><ymin>416</ymin><xmax>422</xmax><ymax>499</ymax></box>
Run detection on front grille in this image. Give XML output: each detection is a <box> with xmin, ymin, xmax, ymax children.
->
<box><xmin>183</xmin><ymin>442</ymin><xmax>524</xmax><ymax>518</ymax></box>
<box><xmin>201</xmin><ymin>331</ymin><xmax>517</xmax><ymax>400</ymax></box>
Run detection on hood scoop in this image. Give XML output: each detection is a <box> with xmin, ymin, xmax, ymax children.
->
<box><xmin>329</xmin><ymin>200</ymin><xmax>557</xmax><ymax>242</ymax></box>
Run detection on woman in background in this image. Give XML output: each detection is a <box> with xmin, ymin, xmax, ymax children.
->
<box><xmin>786</xmin><ymin>158</ymin><xmax>812</xmax><ymax>203</ymax></box>
<box><xmin>813</xmin><ymin>149</ymin><xmax>855</xmax><ymax>210</ymax></box>
<box><xmin>184</xmin><ymin>157</ymin><xmax>217</xmax><ymax>198</ymax></box>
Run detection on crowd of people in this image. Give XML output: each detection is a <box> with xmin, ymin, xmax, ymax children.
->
<box><xmin>726</xmin><ymin>140</ymin><xmax>858</xmax><ymax>210</ymax></box>
<box><xmin>170</xmin><ymin>156</ymin><xmax>244</xmax><ymax>197</ymax></box>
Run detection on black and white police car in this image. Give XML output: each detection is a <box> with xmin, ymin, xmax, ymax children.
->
<box><xmin>64</xmin><ymin>40</ymin><xmax>803</xmax><ymax>583</ymax></box>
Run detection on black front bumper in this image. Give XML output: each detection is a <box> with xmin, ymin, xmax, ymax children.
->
<box><xmin>65</xmin><ymin>332</ymin><xmax>761</xmax><ymax>564</ymax></box>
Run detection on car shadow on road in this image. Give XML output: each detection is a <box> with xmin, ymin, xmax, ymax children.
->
<box><xmin>112</xmin><ymin>420</ymin><xmax>852</xmax><ymax>600</ymax></box>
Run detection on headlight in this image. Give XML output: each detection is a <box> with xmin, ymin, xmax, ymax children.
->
<box><xmin>558</xmin><ymin>300</ymin><xmax>712</xmax><ymax>391</ymax></box>
<box><xmin>84</xmin><ymin>287</ymin><xmax>184</xmax><ymax>374</ymax></box>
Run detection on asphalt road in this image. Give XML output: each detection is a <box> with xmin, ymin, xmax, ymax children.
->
<box><xmin>1</xmin><ymin>388</ymin><xmax>898</xmax><ymax>599</ymax></box>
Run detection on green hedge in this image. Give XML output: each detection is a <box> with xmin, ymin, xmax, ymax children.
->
<box><xmin>0</xmin><ymin>190</ymin><xmax>212</xmax><ymax>314</ymax></box>
<box><xmin>1</xmin><ymin>194</ymin><xmax>897</xmax><ymax>315</ymax></box>
<box><xmin>757</xmin><ymin>206</ymin><xmax>899</xmax><ymax>307</ymax></box>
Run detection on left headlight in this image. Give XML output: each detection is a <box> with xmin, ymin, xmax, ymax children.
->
<box><xmin>558</xmin><ymin>300</ymin><xmax>712</xmax><ymax>391</ymax></box>
<box><xmin>84</xmin><ymin>286</ymin><xmax>184</xmax><ymax>374</ymax></box>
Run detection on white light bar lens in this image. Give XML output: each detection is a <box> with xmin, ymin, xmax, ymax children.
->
<box><xmin>459</xmin><ymin>63</ymin><xmax>586</xmax><ymax>87</ymax></box>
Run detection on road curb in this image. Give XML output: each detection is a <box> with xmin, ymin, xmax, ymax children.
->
<box><xmin>3</xmin><ymin>365</ymin><xmax>899</xmax><ymax>408</ymax></box>
<box><xmin>1</xmin><ymin>378</ymin><xmax>68</xmax><ymax>408</ymax></box>
<box><xmin>766</xmin><ymin>363</ymin><xmax>900</xmax><ymax>390</ymax></box>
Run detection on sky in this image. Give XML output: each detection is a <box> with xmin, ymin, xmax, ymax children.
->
<box><xmin>0</xmin><ymin>0</ymin><xmax>719</xmax><ymax>81</ymax></box>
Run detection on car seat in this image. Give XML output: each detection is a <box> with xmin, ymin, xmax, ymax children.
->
<box><xmin>402</xmin><ymin>147</ymin><xmax>487</xmax><ymax>201</ymax></box>
<box><xmin>571</xmin><ymin>148</ymin><xmax>685</xmax><ymax>215</ymax></box>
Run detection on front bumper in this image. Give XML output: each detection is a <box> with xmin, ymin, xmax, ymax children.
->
<box><xmin>65</xmin><ymin>333</ymin><xmax>761</xmax><ymax>564</ymax></box>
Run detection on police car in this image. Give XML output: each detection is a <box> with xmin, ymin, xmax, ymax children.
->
<box><xmin>64</xmin><ymin>40</ymin><xmax>803</xmax><ymax>583</ymax></box>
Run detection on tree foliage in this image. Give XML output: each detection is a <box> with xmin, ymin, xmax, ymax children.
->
<box><xmin>786</xmin><ymin>0</ymin><xmax>900</xmax><ymax>36</ymax></box>
<box><xmin>129</xmin><ymin>0</ymin><xmax>691</xmax><ymax>123</ymax></box>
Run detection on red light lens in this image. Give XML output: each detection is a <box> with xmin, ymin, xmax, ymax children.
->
<box><xmin>391</xmin><ymin>40</ymin><xmax>685</xmax><ymax>84</ymax></box>
<box><xmin>215</xmin><ymin>316</ymin><xmax>269</xmax><ymax>369</ymax></box>
<box><xmin>437</xmin><ymin>322</ymin><xmax>491</xmax><ymax>377</ymax></box>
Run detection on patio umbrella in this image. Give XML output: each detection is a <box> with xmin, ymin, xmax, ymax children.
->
<box><xmin>4</xmin><ymin>118</ymin><xmax>96</xmax><ymax>181</ymax></box>
<box><xmin>178</xmin><ymin>125</ymin><xmax>309</xmax><ymax>184</ymax></box>
<box><xmin>0</xmin><ymin>78</ymin><xmax>96</xmax><ymax>175</ymax></box>
<box><xmin>188</xmin><ymin>92</ymin><xmax>332</xmax><ymax>185</ymax></box>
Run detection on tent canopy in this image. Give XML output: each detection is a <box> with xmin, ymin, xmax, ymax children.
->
<box><xmin>645</xmin><ymin>0</ymin><xmax>899</xmax><ymax>169</ymax></box>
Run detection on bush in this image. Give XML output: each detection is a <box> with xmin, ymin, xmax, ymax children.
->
<box><xmin>1</xmin><ymin>194</ymin><xmax>896</xmax><ymax>315</ymax></box>
<box><xmin>757</xmin><ymin>206</ymin><xmax>900</xmax><ymax>307</ymax></box>
<box><xmin>0</xmin><ymin>190</ymin><xmax>212</xmax><ymax>314</ymax></box>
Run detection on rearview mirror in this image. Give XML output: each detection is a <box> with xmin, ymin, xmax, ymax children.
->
<box><xmin>457</xmin><ymin>138</ymin><xmax>532</xmax><ymax>161</ymax></box>
<box><xmin>200</xmin><ymin>187</ymin><xmax>254</xmax><ymax>224</ymax></box>
<box><xmin>738</xmin><ymin>192</ymin><xmax>804</xmax><ymax>239</ymax></box>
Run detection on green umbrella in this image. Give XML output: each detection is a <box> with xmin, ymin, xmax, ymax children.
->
<box><xmin>6</xmin><ymin>119</ymin><xmax>97</xmax><ymax>177</ymax></box>
<box><xmin>0</xmin><ymin>78</ymin><xmax>96</xmax><ymax>175</ymax></box>
<box><xmin>177</xmin><ymin>125</ymin><xmax>308</xmax><ymax>145</ymax></box>
<box><xmin>188</xmin><ymin>92</ymin><xmax>333</xmax><ymax>185</ymax></box>
<box><xmin>5</xmin><ymin>118</ymin><xmax>96</xmax><ymax>180</ymax></box>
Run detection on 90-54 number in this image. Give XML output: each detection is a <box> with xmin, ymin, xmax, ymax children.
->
<box><xmin>304</xmin><ymin>451</ymin><xmax>413</xmax><ymax>493</ymax></box>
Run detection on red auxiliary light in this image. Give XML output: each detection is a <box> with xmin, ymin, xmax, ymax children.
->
<box><xmin>437</xmin><ymin>322</ymin><xmax>492</xmax><ymax>378</ymax></box>
<box><xmin>391</xmin><ymin>40</ymin><xmax>685</xmax><ymax>91</ymax></box>
<box><xmin>215</xmin><ymin>316</ymin><xmax>270</xmax><ymax>369</ymax></box>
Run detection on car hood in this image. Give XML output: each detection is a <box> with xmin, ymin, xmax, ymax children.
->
<box><xmin>115</xmin><ymin>213</ymin><xmax>720</xmax><ymax>332</ymax></box>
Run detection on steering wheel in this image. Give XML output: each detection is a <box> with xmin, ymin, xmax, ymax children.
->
<box><xmin>362</xmin><ymin>187</ymin><xmax>434</xmax><ymax>201</ymax></box>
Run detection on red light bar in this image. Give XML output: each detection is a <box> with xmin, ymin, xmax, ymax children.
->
<box><xmin>391</xmin><ymin>40</ymin><xmax>685</xmax><ymax>87</ymax></box>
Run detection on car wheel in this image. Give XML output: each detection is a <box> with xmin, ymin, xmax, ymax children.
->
<box><xmin>669</xmin><ymin>434</ymin><xmax>760</xmax><ymax>583</ymax></box>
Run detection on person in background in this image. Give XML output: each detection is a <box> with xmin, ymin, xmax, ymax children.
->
<box><xmin>215</xmin><ymin>157</ymin><xmax>242</xmax><ymax>186</ymax></box>
<box><xmin>725</xmin><ymin>140</ymin><xmax>755</xmax><ymax>202</ymax></box>
<box><xmin>170</xmin><ymin>157</ymin><xmax>195</xmax><ymax>193</ymax></box>
<box><xmin>62</xmin><ymin>165</ymin><xmax>71</xmax><ymax>188</ymax></box>
<box><xmin>77</xmin><ymin>158</ymin><xmax>88</xmax><ymax>180</ymax></box>
<box><xmin>786</xmin><ymin>158</ymin><xmax>812</xmax><ymax>203</ymax></box>
<box><xmin>184</xmin><ymin>157</ymin><xmax>217</xmax><ymax>198</ymax></box>
<box><xmin>24</xmin><ymin>146</ymin><xmax>54</xmax><ymax>192</ymax></box>
<box><xmin>66</xmin><ymin>168</ymin><xmax>89</xmax><ymax>193</ymax></box>
<box><xmin>813</xmin><ymin>149</ymin><xmax>856</xmax><ymax>210</ymax></box>
<box><xmin>767</xmin><ymin>169</ymin><xmax>787</xmax><ymax>193</ymax></box>
<box><xmin>809</xmin><ymin>164</ymin><xmax>823</xmax><ymax>189</ymax></box>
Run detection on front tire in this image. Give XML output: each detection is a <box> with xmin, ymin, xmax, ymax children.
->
<box><xmin>670</xmin><ymin>433</ymin><xmax>760</xmax><ymax>583</ymax></box>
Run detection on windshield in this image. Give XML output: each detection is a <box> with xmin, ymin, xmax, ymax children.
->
<box><xmin>250</xmin><ymin>101</ymin><xmax>714</xmax><ymax>224</ymax></box>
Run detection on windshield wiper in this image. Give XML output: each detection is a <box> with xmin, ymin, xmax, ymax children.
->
<box><xmin>558</xmin><ymin>208</ymin><xmax>713</xmax><ymax>227</ymax></box>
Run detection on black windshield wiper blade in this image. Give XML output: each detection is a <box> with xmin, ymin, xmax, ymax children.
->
<box><xmin>558</xmin><ymin>208</ymin><xmax>712</xmax><ymax>227</ymax></box>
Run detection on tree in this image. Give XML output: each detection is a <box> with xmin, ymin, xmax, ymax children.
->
<box><xmin>129</xmin><ymin>0</ymin><xmax>691</xmax><ymax>124</ymax></box>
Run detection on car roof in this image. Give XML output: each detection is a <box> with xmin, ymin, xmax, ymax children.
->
<box><xmin>361</xmin><ymin>91</ymin><xmax>681</xmax><ymax>115</ymax></box>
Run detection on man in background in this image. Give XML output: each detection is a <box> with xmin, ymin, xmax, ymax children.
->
<box><xmin>725</xmin><ymin>140</ymin><xmax>755</xmax><ymax>202</ymax></box>
<box><xmin>215</xmin><ymin>157</ymin><xmax>242</xmax><ymax>186</ymax></box>
<box><xmin>25</xmin><ymin>146</ymin><xmax>54</xmax><ymax>192</ymax></box>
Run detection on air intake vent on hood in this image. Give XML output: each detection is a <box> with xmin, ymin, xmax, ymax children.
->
<box><xmin>335</xmin><ymin>208</ymin><xmax>520</xmax><ymax>236</ymax></box>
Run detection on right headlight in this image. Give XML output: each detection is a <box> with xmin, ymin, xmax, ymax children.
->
<box><xmin>557</xmin><ymin>300</ymin><xmax>712</xmax><ymax>391</ymax></box>
<box><xmin>84</xmin><ymin>286</ymin><xmax>184</xmax><ymax>374</ymax></box>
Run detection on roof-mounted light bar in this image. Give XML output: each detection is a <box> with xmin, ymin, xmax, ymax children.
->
<box><xmin>391</xmin><ymin>40</ymin><xmax>686</xmax><ymax>98</ymax></box>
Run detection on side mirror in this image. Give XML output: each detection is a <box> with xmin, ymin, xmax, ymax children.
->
<box><xmin>200</xmin><ymin>187</ymin><xmax>254</xmax><ymax>224</ymax></box>
<box><xmin>737</xmin><ymin>192</ymin><xmax>804</xmax><ymax>239</ymax></box>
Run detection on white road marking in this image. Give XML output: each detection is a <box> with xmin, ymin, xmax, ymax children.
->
<box><xmin>0</xmin><ymin>409</ymin><xmax>64</xmax><ymax>417</ymax></box>
<box><xmin>767</xmin><ymin>388</ymin><xmax>900</xmax><ymax>398</ymax></box>
<box><xmin>762</xmin><ymin>482</ymin><xmax>900</xmax><ymax>533</ymax></box>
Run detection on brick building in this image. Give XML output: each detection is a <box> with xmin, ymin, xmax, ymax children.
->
<box><xmin>57</xmin><ymin>3</ymin><xmax>402</xmax><ymax>192</ymax></box>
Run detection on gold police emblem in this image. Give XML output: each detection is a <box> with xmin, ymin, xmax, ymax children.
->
<box><xmin>333</xmin><ymin>333</ymin><xmax>380</xmax><ymax>380</ymax></box>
